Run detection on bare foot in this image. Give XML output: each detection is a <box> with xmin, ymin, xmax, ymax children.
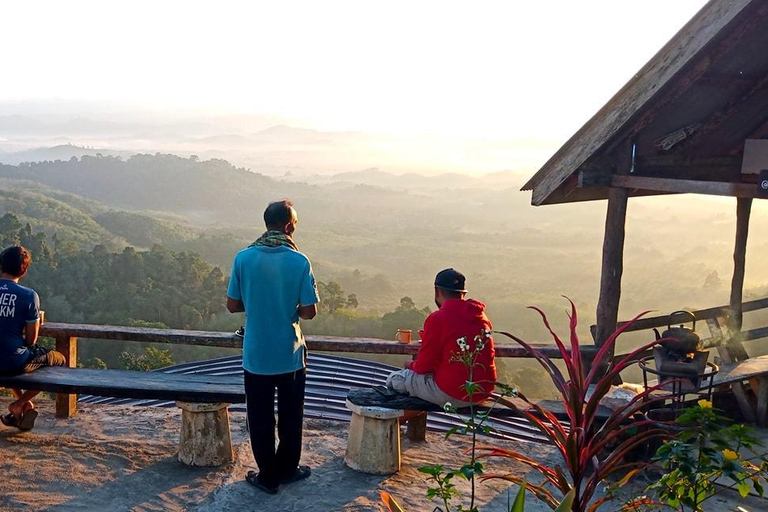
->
<box><xmin>8</xmin><ymin>402</ymin><xmax>24</xmax><ymax>419</ymax></box>
<box><xmin>8</xmin><ymin>401</ymin><xmax>32</xmax><ymax>419</ymax></box>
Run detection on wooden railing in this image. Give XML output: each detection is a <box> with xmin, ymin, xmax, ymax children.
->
<box><xmin>39</xmin><ymin>322</ymin><xmax>599</xmax><ymax>417</ymax></box>
<box><xmin>590</xmin><ymin>297</ymin><xmax>768</xmax><ymax>362</ymax></box>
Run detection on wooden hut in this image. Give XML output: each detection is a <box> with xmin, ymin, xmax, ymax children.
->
<box><xmin>523</xmin><ymin>0</ymin><xmax>768</xmax><ymax>363</ymax></box>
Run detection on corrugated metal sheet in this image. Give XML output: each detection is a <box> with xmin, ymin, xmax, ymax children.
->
<box><xmin>80</xmin><ymin>354</ymin><xmax>550</xmax><ymax>443</ymax></box>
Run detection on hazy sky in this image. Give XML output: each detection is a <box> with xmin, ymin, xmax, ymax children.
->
<box><xmin>4</xmin><ymin>1</ymin><xmax>709</xmax><ymax>140</ymax></box>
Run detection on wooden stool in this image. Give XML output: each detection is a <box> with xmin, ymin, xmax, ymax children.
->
<box><xmin>176</xmin><ymin>401</ymin><xmax>234</xmax><ymax>467</ymax></box>
<box><xmin>344</xmin><ymin>399</ymin><xmax>403</xmax><ymax>474</ymax></box>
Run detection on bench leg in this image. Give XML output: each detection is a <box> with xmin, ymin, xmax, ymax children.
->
<box><xmin>757</xmin><ymin>379</ymin><xmax>768</xmax><ymax>428</ymax></box>
<box><xmin>176</xmin><ymin>401</ymin><xmax>234</xmax><ymax>467</ymax></box>
<box><xmin>55</xmin><ymin>336</ymin><xmax>78</xmax><ymax>418</ymax></box>
<box><xmin>405</xmin><ymin>412</ymin><xmax>427</xmax><ymax>442</ymax></box>
<box><xmin>345</xmin><ymin>409</ymin><xmax>402</xmax><ymax>474</ymax></box>
<box><xmin>731</xmin><ymin>382</ymin><xmax>756</xmax><ymax>424</ymax></box>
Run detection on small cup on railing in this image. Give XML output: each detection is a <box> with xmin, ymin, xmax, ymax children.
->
<box><xmin>396</xmin><ymin>329</ymin><xmax>412</xmax><ymax>344</ymax></box>
<box><xmin>39</xmin><ymin>310</ymin><xmax>45</xmax><ymax>325</ymax></box>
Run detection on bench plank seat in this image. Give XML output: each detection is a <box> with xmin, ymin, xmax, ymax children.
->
<box><xmin>0</xmin><ymin>367</ymin><xmax>245</xmax><ymax>404</ymax></box>
<box><xmin>347</xmin><ymin>387</ymin><xmax>614</xmax><ymax>421</ymax></box>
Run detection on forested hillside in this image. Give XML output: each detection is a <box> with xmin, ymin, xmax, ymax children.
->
<box><xmin>3</xmin><ymin>152</ymin><xmax>768</xmax><ymax>394</ymax></box>
<box><xmin>2</xmin><ymin>153</ymin><xmax>768</xmax><ymax>354</ymax></box>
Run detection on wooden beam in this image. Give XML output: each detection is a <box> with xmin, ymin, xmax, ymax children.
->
<box><xmin>688</xmin><ymin>64</ymin><xmax>768</xmax><ymax>154</ymax></box>
<box><xmin>527</xmin><ymin>1</ymin><xmax>755</xmax><ymax>205</ymax></box>
<box><xmin>606</xmin><ymin>3</ymin><xmax>763</xmax><ymax>157</ymax></box>
<box><xmin>727</xmin><ymin>198</ymin><xmax>753</xmax><ymax>361</ymax></box>
<box><xmin>597</xmin><ymin>296</ymin><xmax>768</xmax><ymax>335</ymax></box>
<box><xmin>38</xmin><ymin>322</ymin><xmax>595</xmax><ymax>360</ymax></box>
<box><xmin>612</xmin><ymin>175</ymin><xmax>764</xmax><ymax>198</ymax></box>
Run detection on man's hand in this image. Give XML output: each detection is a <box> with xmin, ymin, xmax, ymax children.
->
<box><xmin>24</xmin><ymin>320</ymin><xmax>39</xmax><ymax>347</ymax></box>
<box><xmin>227</xmin><ymin>297</ymin><xmax>245</xmax><ymax>313</ymax></box>
<box><xmin>298</xmin><ymin>304</ymin><xmax>317</xmax><ymax>320</ymax></box>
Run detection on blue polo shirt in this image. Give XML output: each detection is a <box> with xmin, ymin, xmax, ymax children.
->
<box><xmin>0</xmin><ymin>279</ymin><xmax>39</xmax><ymax>373</ymax></box>
<box><xmin>227</xmin><ymin>245</ymin><xmax>319</xmax><ymax>375</ymax></box>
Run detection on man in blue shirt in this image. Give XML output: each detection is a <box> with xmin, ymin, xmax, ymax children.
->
<box><xmin>227</xmin><ymin>200</ymin><xmax>319</xmax><ymax>494</ymax></box>
<box><xmin>0</xmin><ymin>246</ymin><xmax>66</xmax><ymax>431</ymax></box>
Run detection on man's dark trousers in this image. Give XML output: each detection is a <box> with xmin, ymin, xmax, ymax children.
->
<box><xmin>245</xmin><ymin>368</ymin><xmax>306</xmax><ymax>488</ymax></box>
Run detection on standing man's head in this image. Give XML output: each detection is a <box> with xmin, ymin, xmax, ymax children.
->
<box><xmin>264</xmin><ymin>200</ymin><xmax>298</xmax><ymax>236</ymax></box>
<box><xmin>0</xmin><ymin>246</ymin><xmax>31</xmax><ymax>279</ymax></box>
<box><xmin>434</xmin><ymin>268</ymin><xmax>467</xmax><ymax>308</ymax></box>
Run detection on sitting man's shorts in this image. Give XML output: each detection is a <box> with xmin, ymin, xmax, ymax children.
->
<box><xmin>22</xmin><ymin>345</ymin><xmax>67</xmax><ymax>373</ymax></box>
<box><xmin>386</xmin><ymin>369</ymin><xmax>472</xmax><ymax>409</ymax></box>
<box><xmin>1</xmin><ymin>346</ymin><xmax>68</xmax><ymax>376</ymax></box>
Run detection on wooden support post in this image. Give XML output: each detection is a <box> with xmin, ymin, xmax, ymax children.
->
<box><xmin>727</xmin><ymin>198</ymin><xmax>752</xmax><ymax>362</ymax></box>
<box><xmin>55</xmin><ymin>335</ymin><xmax>78</xmax><ymax>418</ymax></box>
<box><xmin>594</xmin><ymin>185</ymin><xmax>629</xmax><ymax>376</ymax></box>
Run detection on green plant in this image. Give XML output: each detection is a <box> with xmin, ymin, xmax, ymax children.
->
<box><xmin>118</xmin><ymin>346</ymin><xmax>173</xmax><ymax>371</ymax></box>
<box><xmin>642</xmin><ymin>399</ymin><xmax>768</xmax><ymax>511</ymax></box>
<box><xmin>480</xmin><ymin>298</ymin><xmax>670</xmax><ymax>511</ymax></box>
<box><xmin>381</xmin><ymin>480</ymin><xmax>577</xmax><ymax>512</ymax></box>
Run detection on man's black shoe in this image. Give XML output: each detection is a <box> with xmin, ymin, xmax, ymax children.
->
<box><xmin>246</xmin><ymin>470</ymin><xmax>278</xmax><ymax>494</ymax></box>
<box><xmin>280</xmin><ymin>465</ymin><xmax>311</xmax><ymax>485</ymax></box>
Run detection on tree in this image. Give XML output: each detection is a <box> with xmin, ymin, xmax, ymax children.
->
<box><xmin>703</xmin><ymin>270</ymin><xmax>722</xmax><ymax>290</ymax></box>
<box><xmin>380</xmin><ymin>296</ymin><xmax>431</xmax><ymax>338</ymax></box>
<box><xmin>318</xmin><ymin>280</ymin><xmax>347</xmax><ymax>313</ymax></box>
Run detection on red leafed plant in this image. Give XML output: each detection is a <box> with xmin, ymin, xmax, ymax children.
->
<box><xmin>478</xmin><ymin>298</ymin><xmax>672</xmax><ymax>512</ymax></box>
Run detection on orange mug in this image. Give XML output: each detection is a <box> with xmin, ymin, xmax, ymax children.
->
<box><xmin>396</xmin><ymin>329</ymin><xmax>412</xmax><ymax>344</ymax></box>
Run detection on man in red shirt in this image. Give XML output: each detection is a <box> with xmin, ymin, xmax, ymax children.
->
<box><xmin>386</xmin><ymin>269</ymin><xmax>496</xmax><ymax>408</ymax></box>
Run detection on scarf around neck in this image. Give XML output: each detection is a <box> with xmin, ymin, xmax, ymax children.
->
<box><xmin>250</xmin><ymin>230</ymin><xmax>299</xmax><ymax>251</ymax></box>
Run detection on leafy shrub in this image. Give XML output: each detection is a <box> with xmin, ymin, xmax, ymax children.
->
<box><xmin>118</xmin><ymin>347</ymin><xmax>173</xmax><ymax>371</ymax></box>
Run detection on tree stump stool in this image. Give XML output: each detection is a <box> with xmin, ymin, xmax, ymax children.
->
<box><xmin>176</xmin><ymin>401</ymin><xmax>234</xmax><ymax>467</ymax></box>
<box><xmin>344</xmin><ymin>399</ymin><xmax>403</xmax><ymax>474</ymax></box>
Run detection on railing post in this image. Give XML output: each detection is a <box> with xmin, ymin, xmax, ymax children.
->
<box><xmin>55</xmin><ymin>335</ymin><xmax>78</xmax><ymax>418</ymax></box>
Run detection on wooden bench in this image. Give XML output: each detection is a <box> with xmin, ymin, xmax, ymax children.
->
<box><xmin>710</xmin><ymin>355</ymin><xmax>768</xmax><ymax>427</ymax></box>
<box><xmin>0</xmin><ymin>366</ymin><xmax>244</xmax><ymax>466</ymax></box>
<box><xmin>344</xmin><ymin>387</ymin><xmax>615</xmax><ymax>474</ymax></box>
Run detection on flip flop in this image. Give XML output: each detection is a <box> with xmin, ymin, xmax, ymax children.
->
<box><xmin>18</xmin><ymin>409</ymin><xmax>38</xmax><ymax>431</ymax></box>
<box><xmin>245</xmin><ymin>470</ymin><xmax>278</xmax><ymax>495</ymax></box>
<box><xmin>1</xmin><ymin>413</ymin><xmax>20</xmax><ymax>428</ymax></box>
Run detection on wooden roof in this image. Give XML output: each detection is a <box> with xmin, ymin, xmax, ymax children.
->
<box><xmin>524</xmin><ymin>0</ymin><xmax>768</xmax><ymax>206</ymax></box>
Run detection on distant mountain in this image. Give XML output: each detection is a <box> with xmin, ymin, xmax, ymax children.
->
<box><xmin>0</xmin><ymin>104</ymin><xmax>553</xmax><ymax>176</ymax></box>
<box><xmin>0</xmin><ymin>144</ymin><xmax>134</xmax><ymax>165</ymax></box>
<box><xmin>297</xmin><ymin>167</ymin><xmax>526</xmax><ymax>190</ymax></box>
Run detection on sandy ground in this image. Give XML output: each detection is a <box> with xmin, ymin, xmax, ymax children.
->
<box><xmin>0</xmin><ymin>398</ymin><xmax>765</xmax><ymax>512</ymax></box>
